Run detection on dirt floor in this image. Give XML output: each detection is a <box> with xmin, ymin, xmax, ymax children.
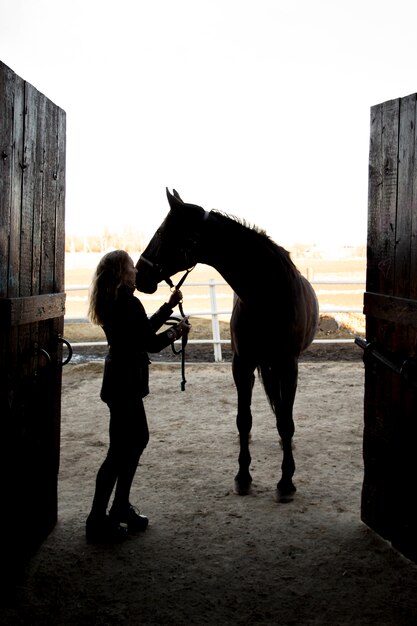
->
<box><xmin>3</xmin><ymin>354</ymin><xmax>417</xmax><ymax>625</ymax></box>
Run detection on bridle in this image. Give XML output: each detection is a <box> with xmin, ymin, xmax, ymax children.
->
<box><xmin>139</xmin><ymin>207</ymin><xmax>210</xmax><ymax>295</ymax></box>
<box><xmin>139</xmin><ymin>254</ymin><xmax>195</xmax><ymax>391</ymax></box>
<box><xmin>138</xmin><ymin>209</ymin><xmax>209</xmax><ymax>390</ymax></box>
<box><xmin>139</xmin><ymin>254</ymin><xmax>195</xmax><ymax>317</ymax></box>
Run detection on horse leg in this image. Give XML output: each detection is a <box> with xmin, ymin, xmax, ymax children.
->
<box><xmin>232</xmin><ymin>353</ymin><xmax>255</xmax><ymax>495</ymax></box>
<box><xmin>261</xmin><ymin>358</ymin><xmax>298</xmax><ymax>501</ymax></box>
<box><xmin>276</xmin><ymin>358</ymin><xmax>299</xmax><ymax>501</ymax></box>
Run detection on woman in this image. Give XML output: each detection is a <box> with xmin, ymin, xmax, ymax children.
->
<box><xmin>86</xmin><ymin>249</ymin><xmax>191</xmax><ymax>543</ymax></box>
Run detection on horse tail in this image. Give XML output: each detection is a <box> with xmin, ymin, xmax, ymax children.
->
<box><xmin>257</xmin><ymin>364</ymin><xmax>280</xmax><ymax>415</ymax></box>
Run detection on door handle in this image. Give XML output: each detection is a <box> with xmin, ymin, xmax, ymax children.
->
<box><xmin>58</xmin><ymin>336</ymin><xmax>73</xmax><ymax>366</ymax></box>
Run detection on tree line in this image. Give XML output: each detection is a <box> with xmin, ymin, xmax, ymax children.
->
<box><xmin>65</xmin><ymin>228</ymin><xmax>147</xmax><ymax>253</ymax></box>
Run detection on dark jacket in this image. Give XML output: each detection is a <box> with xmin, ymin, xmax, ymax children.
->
<box><xmin>100</xmin><ymin>287</ymin><xmax>174</xmax><ymax>402</ymax></box>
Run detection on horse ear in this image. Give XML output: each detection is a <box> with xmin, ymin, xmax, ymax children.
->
<box><xmin>173</xmin><ymin>189</ymin><xmax>184</xmax><ymax>202</ymax></box>
<box><xmin>166</xmin><ymin>187</ymin><xmax>184</xmax><ymax>211</ymax></box>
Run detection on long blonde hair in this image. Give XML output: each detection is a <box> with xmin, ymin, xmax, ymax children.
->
<box><xmin>88</xmin><ymin>250</ymin><xmax>133</xmax><ymax>326</ymax></box>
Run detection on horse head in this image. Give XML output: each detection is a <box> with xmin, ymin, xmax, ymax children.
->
<box><xmin>136</xmin><ymin>188</ymin><xmax>208</xmax><ymax>293</ymax></box>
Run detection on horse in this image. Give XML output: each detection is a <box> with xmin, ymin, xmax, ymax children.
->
<box><xmin>136</xmin><ymin>188</ymin><xmax>319</xmax><ymax>501</ymax></box>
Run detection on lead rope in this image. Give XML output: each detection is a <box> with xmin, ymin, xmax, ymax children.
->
<box><xmin>165</xmin><ymin>266</ymin><xmax>195</xmax><ymax>391</ymax></box>
<box><xmin>166</xmin><ymin>317</ymin><xmax>188</xmax><ymax>391</ymax></box>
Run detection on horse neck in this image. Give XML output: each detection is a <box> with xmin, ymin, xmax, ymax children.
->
<box><xmin>198</xmin><ymin>213</ymin><xmax>287</xmax><ymax>301</ymax></box>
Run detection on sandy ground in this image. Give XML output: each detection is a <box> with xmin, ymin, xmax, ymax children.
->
<box><xmin>3</xmin><ymin>358</ymin><xmax>417</xmax><ymax>625</ymax></box>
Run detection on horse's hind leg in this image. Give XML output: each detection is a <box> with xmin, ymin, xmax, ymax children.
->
<box><xmin>277</xmin><ymin>358</ymin><xmax>299</xmax><ymax>500</ymax></box>
<box><xmin>261</xmin><ymin>358</ymin><xmax>298</xmax><ymax>501</ymax></box>
<box><xmin>232</xmin><ymin>353</ymin><xmax>255</xmax><ymax>495</ymax></box>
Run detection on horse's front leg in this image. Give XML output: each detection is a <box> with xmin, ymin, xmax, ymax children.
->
<box><xmin>232</xmin><ymin>354</ymin><xmax>255</xmax><ymax>495</ymax></box>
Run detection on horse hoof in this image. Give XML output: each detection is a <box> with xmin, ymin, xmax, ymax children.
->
<box><xmin>275</xmin><ymin>490</ymin><xmax>295</xmax><ymax>503</ymax></box>
<box><xmin>234</xmin><ymin>479</ymin><xmax>252</xmax><ymax>496</ymax></box>
<box><xmin>276</xmin><ymin>482</ymin><xmax>296</xmax><ymax>503</ymax></box>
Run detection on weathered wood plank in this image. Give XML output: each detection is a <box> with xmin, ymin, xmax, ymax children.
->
<box><xmin>9</xmin><ymin>69</ymin><xmax>24</xmax><ymax>299</ymax></box>
<box><xmin>366</xmin><ymin>99</ymin><xmax>399</xmax><ymax>298</ymax></box>
<box><xmin>55</xmin><ymin>107</ymin><xmax>66</xmax><ymax>294</ymax></box>
<box><xmin>0</xmin><ymin>62</ymin><xmax>24</xmax><ymax>299</ymax></box>
<box><xmin>31</xmin><ymin>92</ymin><xmax>47</xmax><ymax>295</ymax></box>
<box><xmin>0</xmin><ymin>62</ymin><xmax>15</xmax><ymax>297</ymax></box>
<box><xmin>0</xmin><ymin>292</ymin><xmax>66</xmax><ymax>326</ymax></box>
<box><xmin>395</xmin><ymin>94</ymin><xmax>416</xmax><ymax>299</ymax></box>
<box><xmin>40</xmin><ymin>97</ymin><xmax>58</xmax><ymax>295</ymax></box>
<box><xmin>410</xmin><ymin>102</ymin><xmax>417</xmax><ymax>300</ymax></box>
<box><xmin>366</xmin><ymin>103</ymin><xmax>383</xmax><ymax>295</ymax></box>
<box><xmin>20</xmin><ymin>82</ymin><xmax>40</xmax><ymax>297</ymax></box>
<box><xmin>364</xmin><ymin>291</ymin><xmax>417</xmax><ymax>327</ymax></box>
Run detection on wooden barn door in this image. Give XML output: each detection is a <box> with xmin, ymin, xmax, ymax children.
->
<box><xmin>0</xmin><ymin>61</ymin><xmax>66</xmax><ymax>568</ymax></box>
<box><xmin>362</xmin><ymin>93</ymin><xmax>417</xmax><ymax>562</ymax></box>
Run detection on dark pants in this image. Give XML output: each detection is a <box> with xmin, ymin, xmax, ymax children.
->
<box><xmin>91</xmin><ymin>396</ymin><xmax>149</xmax><ymax>516</ymax></box>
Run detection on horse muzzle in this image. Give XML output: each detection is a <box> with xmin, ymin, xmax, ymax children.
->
<box><xmin>135</xmin><ymin>256</ymin><xmax>160</xmax><ymax>293</ymax></box>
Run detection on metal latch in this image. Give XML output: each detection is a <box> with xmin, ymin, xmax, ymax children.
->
<box><xmin>355</xmin><ymin>337</ymin><xmax>417</xmax><ymax>387</ymax></box>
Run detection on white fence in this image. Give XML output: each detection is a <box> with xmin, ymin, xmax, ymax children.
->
<box><xmin>65</xmin><ymin>278</ymin><xmax>365</xmax><ymax>362</ymax></box>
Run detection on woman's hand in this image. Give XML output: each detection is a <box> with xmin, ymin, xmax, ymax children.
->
<box><xmin>167</xmin><ymin>289</ymin><xmax>183</xmax><ymax>308</ymax></box>
<box><xmin>176</xmin><ymin>316</ymin><xmax>191</xmax><ymax>337</ymax></box>
<box><xmin>167</xmin><ymin>316</ymin><xmax>191</xmax><ymax>343</ymax></box>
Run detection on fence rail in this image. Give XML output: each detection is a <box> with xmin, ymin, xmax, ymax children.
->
<box><xmin>64</xmin><ymin>278</ymin><xmax>365</xmax><ymax>362</ymax></box>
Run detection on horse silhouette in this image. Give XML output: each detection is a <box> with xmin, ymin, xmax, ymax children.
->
<box><xmin>136</xmin><ymin>188</ymin><xmax>318</xmax><ymax>500</ymax></box>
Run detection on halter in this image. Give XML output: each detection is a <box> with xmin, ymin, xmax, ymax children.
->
<box><xmin>139</xmin><ymin>209</ymin><xmax>209</xmax><ymax>291</ymax></box>
<box><xmin>139</xmin><ymin>255</ymin><xmax>195</xmax><ymax>315</ymax></box>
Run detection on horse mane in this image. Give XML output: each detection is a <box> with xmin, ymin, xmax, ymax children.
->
<box><xmin>211</xmin><ymin>209</ymin><xmax>267</xmax><ymax>236</ymax></box>
<box><xmin>210</xmin><ymin>209</ymin><xmax>297</xmax><ymax>271</ymax></box>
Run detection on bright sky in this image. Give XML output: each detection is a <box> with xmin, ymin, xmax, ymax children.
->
<box><xmin>2</xmin><ymin>0</ymin><xmax>417</xmax><ymax>249</ymax></box>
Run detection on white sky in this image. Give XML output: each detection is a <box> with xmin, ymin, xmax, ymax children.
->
<box><xmin>1</xmin><ymin>0</ymin><xmax>417</xmax><ymax>249</ymax></box>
